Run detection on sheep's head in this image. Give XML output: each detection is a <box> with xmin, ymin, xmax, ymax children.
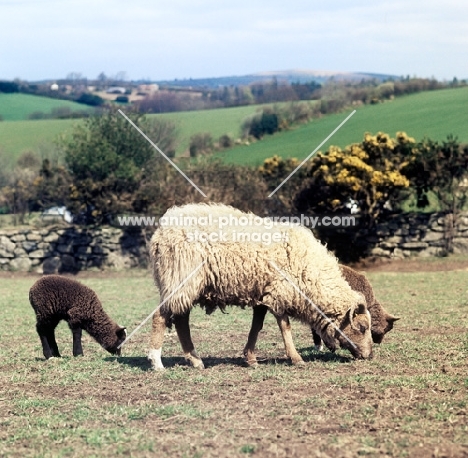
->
<box><xmin>106</xmin><ymin>326</ymin><xmax>127</xmax><ymax>356</ymax></box>
<box><xmin>369</xmin><ymin>302</ymin><xmax>400</xmax><ymax>344</ymax></box>
<box><xmin>336</xmin><ymin>302</ymin><xmax>373</xmax><ymax>359</ymax></box>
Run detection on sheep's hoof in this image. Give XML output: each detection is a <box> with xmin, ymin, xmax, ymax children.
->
<box><xmin>152</xmin><ymin>367</ymin><xmax>166</xmax><ymax>372</ymax></box>
<box><xmin>246</xmin><ymin>359</ymin><xmax>259</xmax><ymax>368</ymax></box>
<box><xmin>292</xmin><ymin>359</ymin><xmax>306</xmax><ymax>367</ymax></box>
<box><xmin>193</xmin><ymin>362</ymin><xmax>205</xmax><ymax>370</ymax></box>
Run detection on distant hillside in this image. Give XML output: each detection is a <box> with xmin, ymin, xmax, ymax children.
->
<box><xmin>1</xmin><ymin>86</ymin><xmax>466</xmax><ymax>167</ymax></box>
<box><xmin>215</xmin><ymin>86</ymin><xmax>468</xmax><ymax>166</ymax></box>
<box><xmin>0</xmin><ymin>118</ymin><xmax>77</xmax><ymax>162</ymax></box>
<box><xmin>0</xmin><ymin>93</ymin><xmax>91</xmax><ymax>121</ymax></box>
<box><xmin>0</xmin><ymin>104</ymin><xmax>267</xmax><ymax>161</ymax></box>
<box><xmin>156</xmin><ymin>69</ymin><xmax>398</xmax><ymax>89</ymax></box>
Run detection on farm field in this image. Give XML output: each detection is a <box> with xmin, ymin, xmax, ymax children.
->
<box><xmin>0</xmin><ymin>103</ymin><xmax>267</xmax><ymax>161</ymax></box>
<box><xmin>0</xmin><ymin>93</ymin><xmax>90</xmax><ymax>121</ymax></box>
<box><xmin>151</xmin><ymin>103</ymin><xmax>278</xmax><ymax>154</ymax></box>
<box><xmin>1</xmin><ymin>86</ymin><xmax>467</xmax><ymax>165</ymax></box>
<box><xmin>0</xmin><ymin>118</ymin><xmax>77</xmax><ymax>164</ymax></box>
<box><xmin>0</xmin><ymin>257</ymin><xmax>467</xmax><ymax>457</ymax></box>
<box><xmin>217</xmin><ymin>86</ymin><xmax>468</xmax><ymax>166</ymax></box>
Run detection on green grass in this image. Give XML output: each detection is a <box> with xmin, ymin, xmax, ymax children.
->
<box><xmin>1</xmin><ymin>87</ymin><xmax>467</xmax><ymax>167</ymax></box>
<box><xmin>152</xmin><ymin>104</ymin><xmax>270</xmax><ymax>154</ymax></box>
<box><xmin>0</xmin><ymin>104</ymin><xmax>266</xmax><ymax>161</ymax></box>
<box><xmin>216</xmin><ymin>86</ymin><xmax>468</xmax><ymax>166</ymax></box>
<box><xmin>0</xmin><ymin>118</ymin><xmax>77</xmax><ymax>163</ymax></box>
<box><xmin>1</xmin><ymin>260</ymin><xmax>468</xmax><ymax>457</ymax></box>
<box><xmin>0</xmin><ymin>93</ymin><xmax>90</xmax><ymax>121</ymax></box>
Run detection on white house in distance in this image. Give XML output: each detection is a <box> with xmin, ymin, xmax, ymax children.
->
<box><xmin>50</xmin><ymin>83</ymin><xmax>59</xmax><ymax>91</ymax></box>
<box><xmin>138</xmin><ymin>84</ymin><xmax>159</xmax><ymax>94</ymax></box>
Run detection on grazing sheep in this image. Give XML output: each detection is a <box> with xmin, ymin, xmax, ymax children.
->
<box><xmin>246</xmin><ymin>264</ymin><xmax>400</xmax><ymax>363</ymax></box>
<box><xmin>29</xmin><ymin>275</ymin><xmax>126</xmax><ymax>359</ymax></box>
<box><xmin>315</xmin><ymin>265</ymin><xmax>400</xmax><ymax>347</ymax></box>
<box><xmin>148</xmin><ymin>203</ymin><xmax>373</xmax><ymax>370</ymax></box>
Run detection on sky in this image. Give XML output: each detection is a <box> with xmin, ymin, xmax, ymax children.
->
<box><xmin>1</xmin><ymin>0</ymin><xmax>467</xmax><ymax>82</ymax></box>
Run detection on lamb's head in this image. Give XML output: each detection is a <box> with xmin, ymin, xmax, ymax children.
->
<box><xmin>104</xmin><ymin>325</ymin><xmax>127</xmax><ymax>356</ymax></box>
<box><xmin>369</xmin><ymin>302</ymin><xmax>400</xmax><ymax>344</ymax></box>
<box><xmin>336</xmin><ymin>302</ymin><xmax>373</xmax><ymax>359</ymax></box>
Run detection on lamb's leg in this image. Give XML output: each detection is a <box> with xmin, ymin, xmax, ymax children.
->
<box><xmin>275</xmin><ymin>315</ymin><xmax>305</xmax><ymax>366</ymax></box>
<box><xmin>312</xmin><ymin>328</ymin><xmax>324</xmax><ymax>351</ymax></box>
<box><xmin>243</xmin><ymin>306</ymin><xmax>268</xmax><ymax>366</ymax></box>
<box><xmin>36</xmin><ymin>322</ymin><xmax>61</xmax><ymax>359</ymax></box>
<box><xmin>148</xmin><ymin>308</ymin><xmax>167</xmax><ymax>370</ymax></box>
<box><xmin>66</xmin><ymin>309</ymin><xmax>84</xmax><ymax>356</ymax></box>
<box><xmin>69</xmin><ymin>325</ymin><xmax>84</xmax><ymax>357</ymax></box>
<box><xmin>174</xmin><ymin>312</ymin><xmax>204</xmax><ymax>369</ymax></box>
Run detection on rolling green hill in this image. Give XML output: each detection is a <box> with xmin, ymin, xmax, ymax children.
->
<box><xmin>0</xmin><ymin>87</ymin><xmax>467</xmax><ymax>166</ymax></box>
<box><xmin>215</xmin><ymin>86</ymin><xmax>468</xmax><ymax>166</ymax></box>
<box><xmin>0</xmin><ymin>119</ymin><xmax>78</xmax><ymax>162</ymax></box>
<box><xmin>0</xmin><ymin>104</ymin><xmax>270</xmax><ymax>161</ymax></box>
<box><xmin>0</xmin><ymin>93</ymin><xmax>90</xmax><ymax>121</ymax></box>
<box><xmin>152</xmin><ymin>104</ymin><xmax>276</xmax><ymax>154</ymax></box>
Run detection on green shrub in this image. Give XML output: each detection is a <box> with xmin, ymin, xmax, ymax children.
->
<box><xmin>115</xmin><ymin>95</ymin><xmax>129</xmax><ymax>103</ymax></box>
<box><xmin>189</xmin><ymin>132</ymin><xmax>214</xmax><ymax>157</ymax></box>
<box><xmin>218</xmin><ymin>134</ymin><xmax>233</xmax><ymax>149</ymax></box>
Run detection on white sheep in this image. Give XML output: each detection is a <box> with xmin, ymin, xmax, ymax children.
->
<box><xmin>244</xmin><ymin>264</ymin><xmax>400</xmax><ymax>364</ymax></box>
<box><xmin>148</xmin><ymin>203</ymin><xmax>373</xmax><ymax>370</ymax></box>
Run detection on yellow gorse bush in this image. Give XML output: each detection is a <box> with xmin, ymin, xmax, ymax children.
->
<box><xmin>260</xmin><ymin>131</ymin><xmax>414</xmax><ymax>222</ymax></box>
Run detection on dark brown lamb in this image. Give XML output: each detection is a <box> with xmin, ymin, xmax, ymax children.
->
<box><xmin>311</xmin><ymin>265</ymin><xmax>400</xmax><ymax>349</ymax></box>
<box><xmin>29</xmin><ymin>275</ymin><xmax>126</xmax><ymax>359</ymax></box>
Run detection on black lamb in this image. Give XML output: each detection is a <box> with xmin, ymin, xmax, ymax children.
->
<box><xmin>29</xmin><ymin>275</ymin><xmax>126</xmax><ymax>359</ymax></box>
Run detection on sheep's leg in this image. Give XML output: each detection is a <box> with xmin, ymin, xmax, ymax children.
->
<box><xmin>38</xmin><ymin>332</ymin><xmax>54</xmax><ymax>359</ymax></box>
<box><xmin>69</xmin><ymin>325</ymin><xmax>84</xmax><ymax>357</ymax></box>
<box><xmin>36</xmin><ymin>322</ymin><xmax>61</xmax><ymax>359</ymax></box>
<box><xmin>148</xmin><ymin>309</ymin><xmax>167</xmax><ymax>370</ymax></box>
<box><xmin>243</xmin><ymin>306</ymin><xmax>268</xmax><ymax>366</ymax></box>
<box><xmin>174</xmin><ymin>312</ymin><xmax>204</xmax><ymax>369</ymax></box>
<box><xmin>312</xmin><ymin>328</ymin><xmax>324</xmax><ymax>351</ymax></box>
<box><xmin>66</xmin><ymin>309</ymin><xmax>84</xmax><ymax>356</ymax></box>
<box><xmin>47</xmin><ymin>331</ymin><xmax>61</xmax><ymax>358</ymax></box>
<box><xmin>275</xmin><ymin>315</ymin><xmax>305</xmax><ymax>366</ymax></box>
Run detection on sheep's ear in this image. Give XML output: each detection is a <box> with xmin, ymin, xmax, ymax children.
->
<box><xmin>116</xmin><ymin>326</ymin><xmax>127</xmax><ymax>339</ymax></box>
<box><xmin>347</xmin><ymin>306</ymin><xmax>358</xmax><ymax>330</ymax></box>
<box><xmin>349</xmin><ymin>303</ymin><xmax>369</xmax><ymax>331</ymax></box>
<box><xmin>387</xmin><ymin>314</ymin><xmax>400</xmax><ymax>323</ymax></box>
<box><xmin>355</xmin><ymin>302</ymin><xmax>367</xmax><ymax>315</ymax></box>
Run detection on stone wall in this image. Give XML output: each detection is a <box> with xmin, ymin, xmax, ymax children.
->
<box><xmin>0</xmin><ymin>226</ymin><xmax>149</xmax><ymax>273</ymax></box>
<box><xmin>358</xmin><ymin>212</ymin><xmax>468</xmax><ymax>259</ymax></box>
<box><xmin>1</xmin><ymin>212</ymin><xmax>468</xmax><ymax>272</ymax></box>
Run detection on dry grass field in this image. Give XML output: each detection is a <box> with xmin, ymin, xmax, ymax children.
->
<box><xmin>0</xmin><ymin>257</ymin><xmax>467</xmax><ymax>457</ymax></box>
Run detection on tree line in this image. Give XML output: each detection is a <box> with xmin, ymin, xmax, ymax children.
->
<box><xmin>2</xmin><ymin>76</ymin><xmax>464</xmax><ymax>118</ymax></box>
<box><xmin>134</xmin><ymin>77</ymin><xmax>458</xmax><ymax>114</ymax></box>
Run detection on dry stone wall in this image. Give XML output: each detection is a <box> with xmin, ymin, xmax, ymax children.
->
<box><xmin>1</xmin><ymin>212</ymin><xmax>468</xmax><ymax>272</ymax></box>
<box><xmin>0</xmin><ymin>226</ymin><xmax>149</xmax><ymax>273</ymax></box>
<box><xmin>354</xmin><ymin>213</ymin><xmax>468</xmax><ymax>259</ymax></box>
